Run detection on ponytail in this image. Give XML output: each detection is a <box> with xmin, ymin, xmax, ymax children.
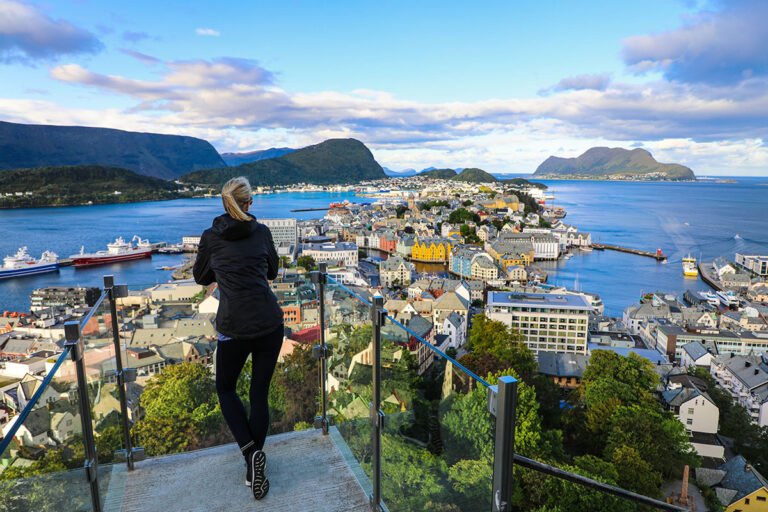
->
<box><xmin>221</xmin><ymin>176</ymin><xmax>253</xmax><ymax>222</ymax></box>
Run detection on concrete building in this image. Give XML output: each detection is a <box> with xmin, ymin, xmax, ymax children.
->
<box><xmin>261</xmin><ymin>218</ymin><xmax>298</xmax><ymax>259</ymax></box>
<box><xmin>301</xmin><ymin>242</ymin><xmax>358</xmax><ymax>267</ymax></box>
<box><xmin>486</xmin><ymin>292</ymin><xmax>590</xmax><ymax>355</ymax></box>
<box><xmin>736</xmin><ymin>254</ymin><xmax>768</xmax><ymax>277</ymax></box>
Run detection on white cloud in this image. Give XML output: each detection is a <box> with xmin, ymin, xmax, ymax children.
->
<box><xmin>195</xmin><ymin>28</ymin><xmax>220</xmax><ymax>37</ymax></box>
<box><xmin>0</xmin><ymin>0</ymin><xmax>102</xmax><ymax>63</ymax></box>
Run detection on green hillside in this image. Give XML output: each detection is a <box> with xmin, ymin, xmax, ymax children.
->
<box><xmin>451</xmin><ymin>168</ymin><xmax>498</xmax><ymax>183</ymax></box>
<box><xmin>419</xmin><ymin>168</ymin><xmax>457</xmax><ymax>179</ymax></box>
<box><xmin>182</xmin><ymin>138</ymin><xmax>386</xmax><ymax>186</ymax></box>
<box><xmin>534</xmin><ymin>147</ymin><xmax>694</xmax><ymax>180</ymax></box>
<box><xmin>0</xmin><ymin>120</ymin><xmax>225</xmax><ymax>180</ymax></box>
<box><xmin>0</xmin><ymin>165</ymin><xmax>186</xmax><ymax>208</ymax></box>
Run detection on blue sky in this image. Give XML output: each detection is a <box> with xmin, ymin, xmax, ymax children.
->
<box><xmin>1</xmin><ymin>0</ymin><xmax>767</xmax><ymax>175</ymax></box>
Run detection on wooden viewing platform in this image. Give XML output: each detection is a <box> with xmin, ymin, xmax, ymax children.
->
<box><xmin>591</xmin><ymin>244</ymin><xmax>667</xmax><ymax>261</ymax></box>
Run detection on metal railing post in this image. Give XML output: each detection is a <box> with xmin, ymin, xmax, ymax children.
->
<box><xmin>488</xmin><ymin>376</ymin><xmax>518</xmax><ymax>512</ymax></box>
<box><xmin>104</xmin><ymin>275</ymin><xmax>143</xmax><ymax>470</ymax></box>
<box><xmin>369</xmin><ymin>295</ymin><xmax>386</xmax><ymax>511</ymax></box>
<box><xmin>311</xmin><ymin>263</ymin><xmax>331</xmax><ymax>434</ymax></box>
<box><xmin>64</xmin><ymin>320</ymin><xmax>101</xmax><ymax>512</ymax></box>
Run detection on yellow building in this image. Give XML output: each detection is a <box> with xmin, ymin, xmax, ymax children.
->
<box><xmin>412</xmin><ymin>237</ymin><xmax>453</xmax><ymax>262</ymax></box>
<box><xmin>500</xmin><ymin>252</ymin><xmax>532</xmax><ymax>268</ymax></box>
<box><xmin>481</xmin><ymin>194</ymin><xmax>520</xmax><ymax>212</ymax></box>
<box><xmin>706</xmin><ymin>455</ymin><xmax>768</xmax><ymax>512</ymax></box>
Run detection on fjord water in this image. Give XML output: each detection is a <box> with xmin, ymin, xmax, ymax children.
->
<box><xmin>0</xmin><ymin>179</ymin><xmax>766</xmax><ymax>315</ymax></box>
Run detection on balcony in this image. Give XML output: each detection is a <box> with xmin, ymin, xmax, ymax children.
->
<box><xmin>0</xmin><ymin>272</ymin><xmax>686</xmax><ymax>512</ymax></box>
<box><xmin>108</xmin><ymin>429</ymin><xmax>370</xmax><ymax>512</ymax></box>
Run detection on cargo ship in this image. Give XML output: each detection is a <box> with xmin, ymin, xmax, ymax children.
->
<box><xmin>71</xmin><ymin>236</ymin><xmax>152</xmax><ymax>268</ymax></box>
<box><xmin>682</xmin><ymin>254</ymin><xmax>699</xmax><ymax>278</ymax></box>
<box><xmin>0</xmin><ymin>247</ymin><xmax>60</xmax><ymax>279</ymax></box>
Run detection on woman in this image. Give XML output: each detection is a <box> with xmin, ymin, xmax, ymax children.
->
<box><xmin>193</xmin><ymin>176</ymin><xmax>284</xmax><ymax>501</ymax></box>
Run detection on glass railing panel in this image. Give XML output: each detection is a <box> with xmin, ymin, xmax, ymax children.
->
<box><xmin>323</xmin><ymin>276</ymin><xmax>375</xmax><ymax>493</ymax></box>
<box><xmin>0</xmin><ymin>347</ymin><xmax>92</xmax><ymax>511</ymax></box>
<box><xmin>79</xmin><ymin>291</ymin><xmax>129</xmax><ymax>507</ymax></box>
<box><xmin>380</xmin><ymin>314</ymin><xmax>495</xmax><ymax>511</ymax></box>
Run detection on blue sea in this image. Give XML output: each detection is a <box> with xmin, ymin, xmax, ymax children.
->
<box><xmin>1</xmin><ymin>180</ymin><xmax>766</xmax><ymax>315</ymax></box>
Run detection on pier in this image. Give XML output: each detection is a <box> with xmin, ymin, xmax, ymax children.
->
<box><xmin>591</xmin><ymin>244</ymin><xmax>667</xmax><ymax>261</ymax></box>
<box><xmin>290</xmin><ymin>207</ymin><xmax>330</xmax><ymax>212</ymax></box>
<box><xmin>698</xmin><ymin>261</ymin><xmax>723</xmax><ymax>291</ymax></box>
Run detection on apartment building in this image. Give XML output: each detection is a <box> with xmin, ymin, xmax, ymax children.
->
<box><xmin>486</xmin><ymin>292</ymin><xmax>590</xmax><ymax>355</ymax></box>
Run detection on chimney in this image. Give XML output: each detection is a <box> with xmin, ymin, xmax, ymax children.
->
<box><xmin>746</xmin><ymin>361</ymin><xmax>752</xmax><ymax>368</ymax></box>
<box><xmin>756</xmin><ymin>369</ymin><xmax>760</xmax><ymax>375</ymax></box>
<box><xmin>731</xmin><ymin>352</ymin><xmax>735</xmax><ymax>358</ymax></box>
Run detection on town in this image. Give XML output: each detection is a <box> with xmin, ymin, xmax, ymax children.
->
<box><xmin>2</xmin><ymin>174</ymin><xmax>768</xmax><ymax>510</ymax></box>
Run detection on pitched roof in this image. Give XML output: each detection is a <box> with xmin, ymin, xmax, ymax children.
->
<box><xmin>682</xmin><ymin>341</ymin><xmax>711</xmax><ymax>361</ymax></box>
<box><xmin>537</xmin><ymin>352</ymin><xmax>589</xmax><ymax>378</ymax></box>
<box><xmin>717</xmin><ymin>455</ymin><xmax>768</xmax><ymax>504</ymax></box>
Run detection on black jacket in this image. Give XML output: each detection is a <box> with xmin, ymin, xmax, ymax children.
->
<box><xmin>193</xmin><ymin>213</ymin><xmax>283</xmax><ymax>339</ymax></box>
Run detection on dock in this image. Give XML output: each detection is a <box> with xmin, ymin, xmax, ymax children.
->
<box><xmin>591</xmin><ymin>244</ymin><xmax>667</xmax><ymax>261</ymax></box>
<box><xmin>290</xmin><ymin>207</ymin><xmax>330</xmax><ymax>212</ymax></box>
<box><xmin>698</xmin><ymin>261</ymin><xmax>723</xmax><ymax>291</ymax></box>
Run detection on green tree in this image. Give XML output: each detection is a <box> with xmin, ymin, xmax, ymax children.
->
<box><xmin>132</xmin><ymin>363</ymin><xmax>223</xmax><ymax>456</ymax></box>
<box><xmin>297</xmin><ymin>255</ymin><xmax>317</xmax><ymax>271</ymax></box>
<box><xmin>272</xmin><ymin>345</ymin><xmax>319</xmax><ymax>431</ymax></box>
<box><xmin>447</xmin><ymin>208</ymin><xmax>480</xmax><ymax>225</ymax></box>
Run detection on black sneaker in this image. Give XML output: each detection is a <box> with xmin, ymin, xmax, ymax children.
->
<box><xmin>245</xmin><ymin>457</ymin><xmax>252</xmax><ymax>487</ymax></box>
<box><xmin>250</xmin><ymin>450</ymin><xmax>269</xmax><ymax>500</ymax></box>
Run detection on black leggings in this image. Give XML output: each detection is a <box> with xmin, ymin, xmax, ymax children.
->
<box><xmin>215</xmin><ymin>324</ymin><xmax>283</xmax><ymax>452</ymax></box>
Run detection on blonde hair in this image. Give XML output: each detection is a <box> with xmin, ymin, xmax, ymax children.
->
<box><xmin>221</xmin><ymin>176</ymin><xmax>253</xmax><ymax>222</ymax></box>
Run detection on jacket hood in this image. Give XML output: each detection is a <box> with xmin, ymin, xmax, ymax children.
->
<box><xmin>211</xmin><ymin>213</ymin><xmax>255</xmax><ymax>241</ymax></box>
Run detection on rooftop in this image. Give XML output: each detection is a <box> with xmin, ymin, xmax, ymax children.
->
<box><xmin>488</xmin><ymin>291</ymin><xmax>592</xmax><ymax>311</ymax></box>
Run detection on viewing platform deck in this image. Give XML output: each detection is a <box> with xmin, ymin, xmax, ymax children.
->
<box><xmin>104</xmin><ymin>428</ymin><xmax>372</xmax><ymax>512</ymax></box>
<box><xmin>592</xmin><ymin>243</ymin><xmax>667</xmax><ymax>261</ymax></box>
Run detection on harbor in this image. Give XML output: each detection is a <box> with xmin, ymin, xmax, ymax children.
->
<box><xmin>591</xmin><ymin>243</ymin><xmax>668</xmax><ymax>261</ymax></box>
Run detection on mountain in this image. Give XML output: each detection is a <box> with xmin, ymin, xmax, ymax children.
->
<box><xmin>534</xmin><ymin>147</ymin><xmax>695</xmax><ymax>180</ymax></box>
<box><xmin>383</xmin><ymin>167</ymin><xmax>418</xmax><ymax>177</ymax></box>
<box><xmin>0</xmin><ymin>165</ymin><xmax>186</xmax><ymax>208</ymax></box>
<box><xmin>419</xmin><ymin>168</ymin><xmax>457</xmax><ymax>179</ymax></box>
<box><xmin>182</xmin><ymin>138</ymin><xmax>386</xmax><ymax>186</ymax></box>
<box><xmin>221</xmin><ymin>147</ymin><xmax>295</xmax><ymax>166</ymax></box>
<box><xmin>451</xmin><ymin>168</ymin><xmax>497</xmax><ymax>183</ymax></box>
<box><xmin>501</xmin><ymin>177</ymin><xmax>548</xmax><ymax>189</ymax></box>
<box><xmin>0</xmin><ymin>120</ymin><xmax>225</xmax><ymax>180</ymax></box>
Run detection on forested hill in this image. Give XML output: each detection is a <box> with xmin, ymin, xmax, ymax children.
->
<box><xmin>0</xmin><ymin>120</ymin><xmax>225</xmax><ymax>180</ymax></box>
<box><xmin>182</xmin><ymin>138</ymin><xmax>386</xmax><ymax>186</ymax></box>
<box><xmin>0</xmin><ymin>165</ymin><xmax>186</xmax><ymax>208</ymax></box>
<box><xmin>534</xmin><ymin>147</ymin><xmax>695</xmax><ymax>180</ymax></box>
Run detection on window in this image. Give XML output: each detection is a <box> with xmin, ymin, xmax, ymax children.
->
<box><xmin>686</xmin><ymin>418</ymin><xmax>693</xmax><ymax>425</ymax></box>
<box><xmin>687</xmin><ymin>408</ymin><xmax>694</xmax><ymax>415</ymax></box>
<box><xmin>757</xmin><ymin>496</ymin><xmax>766</xmax><ymax>501</ymax></box>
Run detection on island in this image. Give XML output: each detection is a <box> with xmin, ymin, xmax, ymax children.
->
<box><xmin>533</xmin><ymin>147</ymin><xmax>695</xmax><ymax>181</ymax></box>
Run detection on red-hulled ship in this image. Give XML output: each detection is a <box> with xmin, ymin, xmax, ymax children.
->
<box><xmin>71</xmin><ymin>236</ymin><xmax>152</xmax><ymax>268</ymax></box>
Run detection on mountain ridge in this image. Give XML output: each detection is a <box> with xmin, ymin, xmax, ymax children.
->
<box><xmin>182</xmin><ymin>138</ymin><xmax>386</xmax><ymax>186</ymax></box>
<box><xmin>534</xmin><ymin>147</ymin><xmax>694</xmax><ymax>180</ymax></box>
<box><xmin>0</xmin><ymin>120</ymin><xmax>225</xmax><ymax>180</ymax></box>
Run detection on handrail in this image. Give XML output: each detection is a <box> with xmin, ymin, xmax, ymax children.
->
<box><xmin>326</xmin><ymin>275</ymin><xmax>372</xmax><ymax>306</ymax></box>
<box><xmin>79</xmin><ymin>290</ymin><xmax>109</xmax><ymax>328</ymax></box>
<box><xmin>513</xmin><ymin>454</ymin><xmax>687</xmax><ymax>511</ymax></box>
<box><xmin>385</xmin><ymin>314</ymin><xmax>491</xmax><ymax>389</ymax></box>
<box><xmin>0</xmin><ymin>346</ymin><xmax>72</xmax><ymax>455</ymax></box>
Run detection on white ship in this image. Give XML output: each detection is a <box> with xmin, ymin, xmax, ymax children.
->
<box><xmin>0</xmin><ymin>247</ymin><xmax>60</xmax><ymax>279</ymax></box>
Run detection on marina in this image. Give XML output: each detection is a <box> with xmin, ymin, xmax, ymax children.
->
<box><xmin>591</xmin><ymin>243</ymin><xmax>668</xmax><ymax>261</ymax></box>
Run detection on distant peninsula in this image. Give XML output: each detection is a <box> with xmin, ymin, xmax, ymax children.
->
<box><xmin>533</xmin><ymin>147</ymin><xmax>695</xmax><ymax>181</ymax></box>
<box><xmin>0</xmin><ymin>120</ymin><xmax>225</xmax><ymax>180</ymax></box>
<box><xmin>0</xmin><ymin>165</ymin><xmax>188</xmax><ymax>209</ymax></box>
<box><xmin>221</xmin><ymin>147</ymin><xmax>295</xmax><ymax>166</ymax></box>
<box><xmin>182</xmin><ymin>138</ymin><xmax>387</xmax><ymax>187</ymax></box>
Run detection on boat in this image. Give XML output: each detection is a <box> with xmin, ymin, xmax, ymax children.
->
<box><xmin>716</xmin><ymin>290</ymin><xmax>740</xmax><ymax>309</ymax></box>
<box><xmin>0</xmin><ymin>247</ymin><xmax>59</xmax><ymax>279</ymax></box>
<box><xmin>580</xmin><ymin>245</ymin><xmax>593</xmax><ymax>252</ymax></box>
<box><xmin>682</xmin><ymin>254</ymin><xmax>699</xmax><ymax>277</ymax></box>
<box><xmin>71</xmin><ymin>236</ymin><xmax>152</xmax><ymax>268</ymax></box>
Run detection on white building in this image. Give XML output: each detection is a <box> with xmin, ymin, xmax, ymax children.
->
<box><xmin>261</xmin><ymin>218</ymin><xmax>298</xmax><ymax>259</ymax></box>
<box><xmin>379</xmin><ymin>256</ymin><xmax>413</xmax><ymax>288</ymax></box>
<box><xmin>442</xmin><ymin>312</ymin><xmax>467</xmax><ymax>349</ymax></box>
<box><xmin>486</xmin><ymin>291</ymin><xmax>590</xmax><ymax>355</ymax></box>
<box><xmin>662</xmin><ymin>383</ymin><xmax>723</xmax><ymax>459</ymax></box>
<box><xmin>735</xmin><ymin>253</ymin><xmax>768</xmax><ymax>277</ymax></box>
<box><xmin>531</xmin><ymin>235</ymin><xmax>560</xmax><ymax>260</ymax></box>
<box><xmin>711</xmin><ymin>354</ymin><xmax>768</xmax><ymax>427</ymax></box>
<box><xmin>147</xmin><ymin>282</ymin><xmax>204</xmax><ymax>303</ymax></box>
<box><xmin>301</xmin><ymin>242</ymin><xmax>358</xmax><ymax>267</ymax></box>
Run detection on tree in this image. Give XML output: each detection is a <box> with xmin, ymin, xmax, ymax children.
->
<box><xmin>272</xmin><ymin>345</ymin><xmax>319</xmax><ymax>431</ymax></box>
<box><xmin>447</xmin><ymin>208</ymin><xmax>479</xmax><ymax>225</ymax></box>
<box><xmin>132</xmin><ymin>363</ymin><xmax>223</xmax><ymax>456</ymax></box>
<box><xmin>297</xmin><ymin>254</ymin><xmax>317</xmax><ymax>271</ymax></box>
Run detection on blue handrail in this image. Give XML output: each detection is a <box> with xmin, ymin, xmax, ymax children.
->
<box><xmin>326</xmin><ymin>275</ymin><xmax>373</xmax><ymax>306</ymax></box>
<box><xmin>385</xmin><ymin>314</ymin><xmax>491</xmax><ymax>389</ymax></box>
<box><xmin>0</xmin><ymin>346</ymin><xmax>72</xmax><ymax>455</ymax></box>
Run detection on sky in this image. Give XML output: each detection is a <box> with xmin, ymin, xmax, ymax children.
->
<box><xmin>1</xmin><ymin>0</ymin><xmax>767</xmax><ymax>176</ymax></box>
